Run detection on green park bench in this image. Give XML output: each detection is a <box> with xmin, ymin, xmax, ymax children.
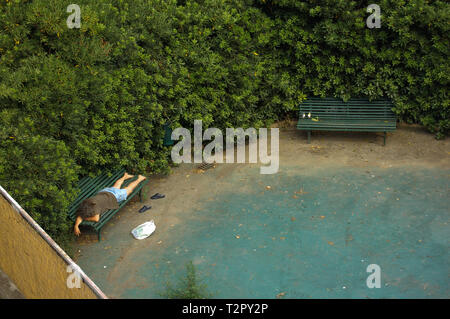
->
<box><xmin>67</xmin><ymin>168</ymin><xmax>149</xmax><ymax>241</ymax></box>
<box><xmin>297</xmin><ymin>97</ymin><xmax>397</xmax><ymax>145</ymax></box>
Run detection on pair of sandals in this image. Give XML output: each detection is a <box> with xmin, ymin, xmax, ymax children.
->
<box><xmin>138</xmin><ymin>193</ymin><xmax>165</xmax><ymax>213</ymax></box>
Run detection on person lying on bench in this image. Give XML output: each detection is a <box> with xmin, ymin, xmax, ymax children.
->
<box><xmin>74</xmin><ymin>173</ymin><xmax>147</xmax><ymax>236</ymax></box>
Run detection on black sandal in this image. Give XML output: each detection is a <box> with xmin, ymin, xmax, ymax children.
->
<box><xmin>151</xmin><ymin>193</ymin><xmax>165</xmax><ymax>200</ymax></box>
<box><xmin>138</xmin><ymin>205</ymin><xmax>152</xmax><ymax>213</ymax></box>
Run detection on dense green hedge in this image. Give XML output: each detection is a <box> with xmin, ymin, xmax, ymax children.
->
<box><xmin>0</xmin><ymin>0</ymin><xmax>448</xmax><ymax>245</ymax></box>
<box><xmin>259</xmin><ymin>0</ymin><xmax>449</xmax><ymax>136</ymax></box>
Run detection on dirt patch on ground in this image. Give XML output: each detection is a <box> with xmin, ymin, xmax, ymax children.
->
<box><xmin>73</xmin><ymin>123</ymin><xmax>449</xmax><ymax>297</ymax></box>
<box><xmin>134</xmin><ymin>123</ymin><xmax>449</xmax><ymax>248</ymax></box>
<box><xmin>75</xmin><ymin>123</ymin><xmax>449</xmax><ymax>252</ymax></box>
<box><xmin>279</xmin><ymin>122</ymin><xmax>449</xmax><ymax>170</ymax></box>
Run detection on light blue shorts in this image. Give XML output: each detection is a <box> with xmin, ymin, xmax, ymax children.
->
<box><xmin>100</xmin><ymin>187</ymin><xmax>128</xmax><ymax>202</ymax></box>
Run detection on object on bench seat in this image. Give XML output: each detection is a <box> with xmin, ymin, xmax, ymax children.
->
<box><xmin>296</xmin><ymin>97</ymin><xmax>397</xmax><ymax>145</ymax></box>
<box><xmin>67</xmin><ymin>169</ymin><xmax>149</xmax><ymax>241</ymax></box>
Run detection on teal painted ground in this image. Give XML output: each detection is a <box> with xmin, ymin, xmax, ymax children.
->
<box><xmin>78</xmin><ymin>166</ymin><xmax>449</xmax><ymax>298</ymax></box>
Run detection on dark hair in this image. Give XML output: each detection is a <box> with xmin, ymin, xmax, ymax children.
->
<box><xmin>76</xmin><ymin>197</ymin><xmax>98</xmax><ymax>219</ymax></box>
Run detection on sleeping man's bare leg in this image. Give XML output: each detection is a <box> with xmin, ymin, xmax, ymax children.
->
<box><xmin>113</xmin><ymin>172</ymin><xmax>134</xmax><ymax>189</ymax></box>
<box><xmin>124</xmin><ymin>175</ymin><xmax>147</xmax><ymax>196</ymax></box>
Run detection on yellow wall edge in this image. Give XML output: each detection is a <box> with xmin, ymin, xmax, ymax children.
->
<box><xmin>0</xmin><ymin>194</ymin><xmax>99</xmax><ymax>299</ymax></box>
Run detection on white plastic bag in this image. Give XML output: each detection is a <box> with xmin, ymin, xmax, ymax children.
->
<box><xmin>131</xmin><ymin>220</ymin><xmax>156</xmax><ymax>240</ymax></box>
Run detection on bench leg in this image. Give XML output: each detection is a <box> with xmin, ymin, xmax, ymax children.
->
<box><xmin>383</xmin><ymin>132</ymin><xmax>386</xmax><ymax>146</ymax></box>
<box><xmin>98</xmin><ymin>229</ymin><xmax>101</xmax><ymax>242</ymax></box>
<box><xmin>139</xmin><ymin>188</ymin><xmax>143</xmax><ymax>202</ymax></box>
<box><xmin>307</xmin><ymin>131</ymin><xmax>311</xmax><ymax>144</ymax></box>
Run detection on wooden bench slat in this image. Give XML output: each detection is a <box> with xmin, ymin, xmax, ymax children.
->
<box><xmin>297</xmin><ymin>119</ymin><xmax>397</xmax><ymax>124</ymax></box>
<box><xmin>297</xmin><ymin>124</ymin><xmax>396</xmax><ymax>129</ymax></box>
<box><xmin>300</xmin><ymin>106</ymin><xmax>394</xmax><ymax>109</ymax></box>
<box><xmin>300</xmin><ymin>112</ymin><xmax>395</xmax><ymax>116</ymax></box>
<box><xmin>300</xmin><ymin>109</ymin><xmax>394</xmax><ymax>112</ymax></box>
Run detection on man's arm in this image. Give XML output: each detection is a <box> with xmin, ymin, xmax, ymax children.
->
<box><xmin>74</xmin><ymin>216</ymin><xmax>83</xmax><ymax>236</ymax></box>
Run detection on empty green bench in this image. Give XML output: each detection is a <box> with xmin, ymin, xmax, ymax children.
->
<box><xmin>297</xmin><ymin>97</ymin><xmax>397</xmax><ymax>145</ymax></box>
<box><xmin>67</xmin><ymin>169</ymin><xmax>149</xmax><ymax>241</ymax></box>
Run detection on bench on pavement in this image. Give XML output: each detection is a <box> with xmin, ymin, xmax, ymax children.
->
<box><xmin>297</xmin><ymin>97</ymin><xmax>397</xmax><ymax>145</ymax></box>
<box><xmin>67</xmin><ymin>168</ymin><xmax>148</xmax><ymax>241</ymax></box>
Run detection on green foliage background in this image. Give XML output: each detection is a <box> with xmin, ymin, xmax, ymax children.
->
<box><xmin>0</xmin><ymin>0</ymin><xmax>448</xmax><ymax>246</ymax></box>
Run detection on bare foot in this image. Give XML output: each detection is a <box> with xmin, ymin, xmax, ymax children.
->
<box><xmin>123</xmin><ymin>172</ymin><xmax>134</xmax><ymax>179</ymax></box>
<box><xmin>138</xmin><ymin>175</ymin><xmax>147</xmax><ymax>181</ymax></box>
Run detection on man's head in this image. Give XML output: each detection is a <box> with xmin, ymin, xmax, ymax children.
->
<box><xmin>76</xmin><ymin>197</ymin><xmax>100</xmax><ymax>219</ymax></box>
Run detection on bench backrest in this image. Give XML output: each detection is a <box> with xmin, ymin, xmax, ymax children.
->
<box><xmin>299</xmin><ymin>97</ymin><xmax>396</xmax><ymax>120</ymax></box>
